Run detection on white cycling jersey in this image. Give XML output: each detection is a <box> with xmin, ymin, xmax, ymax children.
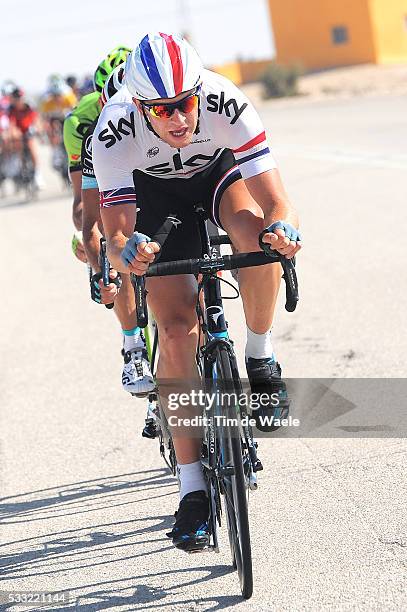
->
<box><xmin>93</xmin><ymin>69</ymin><xmax>277</xmax><ymax>207</ymax></box>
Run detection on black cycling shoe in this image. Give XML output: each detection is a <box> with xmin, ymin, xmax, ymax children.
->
<box><xmin>166</xmin><ymin>491</ymin><xmax>210</xmax><ymax>552</ymax></box>
<box><xmin>246</xmin><ymin>357</ymin><xmax>290</xmax><ymax>432</ymax></box>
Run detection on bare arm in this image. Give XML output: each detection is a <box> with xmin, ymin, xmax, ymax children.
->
<box><xmin>245</xmin><ymin>168</ymin><xmax>299</xmax><ymax>228</ymax></box>
<box><xmin>101</xmin><ymin>203</ymin><xmax>161</xmax><ymax>276</ymax></box>
<box><xmin>70</xmin><ymin>170</ymin><xmax>83</xmax><ymax>231</ymax></box>
<box><xmin>245</xmin><ymin>168</ymin><xmax>301</xmax><ymax>258</ymax></box>
<box><xmin>100</xmin><ymin>203</ymin><xmax>137</xmax><ymax>274</ymax></box>
<box><xmin>82</xmin><ymin>186</ymin><xmax>104</xmax><ymax>271</ymax></box>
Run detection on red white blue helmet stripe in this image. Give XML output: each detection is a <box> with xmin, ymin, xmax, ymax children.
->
<box><xmin>139</xmin><ymin>33</ymin><xmax>184</xmax><ymax>98</ymax></box>
<box><xmin>139</xmin><ymin>34</ymin><xmax>169</xmax><ymax>98</ymax></box>
<box><xmin>126</xmin><ymin>32</ymin><xmax>203</xmax><ymax>100</ymax></box>
<box><xmin>160</xmin><ymin>33</ymin><xmax>184</xmax><ymax>95</ymax></box>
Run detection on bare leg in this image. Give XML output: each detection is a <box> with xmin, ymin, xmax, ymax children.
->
<box><xmin>219</xmin><ymin>179</ymin><xmax>282</xmax><ymax>334</ymax></box>
<box><xmin>146</xmin><ymin>274</ymin><xmax>202</xmax><ymax>464</ymax></box>
<box><xmin>114</xmin><ymin>273</ymin><xmax>137</xmax><ymax>330</ymax></box>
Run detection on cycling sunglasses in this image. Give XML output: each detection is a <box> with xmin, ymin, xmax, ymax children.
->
<box><xmin>141</xmin><ymin>87</ymin><xmax>201</xmax><ymax>119</ymax></box>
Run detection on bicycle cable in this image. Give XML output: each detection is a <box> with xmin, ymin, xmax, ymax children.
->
<box><xmin>215</xmin><ymin>273</ymin><xmax>240</xmax><ymax>300</ymax></box>
<box><xmin>195</xmin><ymin>272</ymin><xmax>240</xmax><ymax>363</ymax></box>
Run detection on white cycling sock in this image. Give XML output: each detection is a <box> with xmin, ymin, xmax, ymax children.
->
<box><xmin>177</xmin><ymin>460</ymin><xmax>207</xmax><ymax>500</ymax></box>
<box><xmin>122</xmin><ymin>326</ymin><xmax>144</xmax><ymax>352</ymax></box>
<box><xmin>245</xmin><ymin>326</ymin><xmax>274</xmax><ymax>360</ymax></box>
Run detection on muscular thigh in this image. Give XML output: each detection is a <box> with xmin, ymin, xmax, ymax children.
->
<box><xmin>218</xmin><ymin>179</ymin><xmax>265</xmax><ymax>252</ymax></box>
<box><xmin>146</xmin><ymin>274</ymin><xmax>198</xmax><ymax>331</ymax></box>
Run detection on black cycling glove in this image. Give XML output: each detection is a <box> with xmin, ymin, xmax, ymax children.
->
<box><xmin>90</xmin><ymin>271</ymin><xmax>121</xmax><ymax>304</ymax></box>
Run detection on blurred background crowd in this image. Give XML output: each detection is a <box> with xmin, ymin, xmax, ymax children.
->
<box><xmin>0</xmin><ymin>73</ymin><xmax>94</xmax><ymax>196</ymax></box>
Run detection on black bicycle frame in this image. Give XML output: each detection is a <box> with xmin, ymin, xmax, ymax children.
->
<box><xmin>195</xmin><ymin>209</ymin><xmax>263</xmax><ymax>482</ymax></box>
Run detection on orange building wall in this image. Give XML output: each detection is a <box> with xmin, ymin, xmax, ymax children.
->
<box><xmin>268</xmin><ymin>0</ymin><xmax>377</xmax><ymax>69</ymax></box>
<box><xmin>210</xmin><ymin>62</ymin><xmax>243</xmax><ymax>84</ymax></box>
<box><xmin>211</xmin><ymin>60</ymin><xmax>272</xmax><ymax>85</ymax></box>
<box><xmin>369</xmin><ymin>0</ymin><xmax>407</xmax><ymax>63</ymax></box>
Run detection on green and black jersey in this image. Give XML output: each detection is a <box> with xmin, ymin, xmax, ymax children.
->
<box><xmin>80</xmin><ymin>118</ymin><xmax>99</xmax><ymax>190</ymax></box>
<box><xmin>63</xmin><ymin>91</ymin><xmax>100</xmax><ymax>172</ymax></box>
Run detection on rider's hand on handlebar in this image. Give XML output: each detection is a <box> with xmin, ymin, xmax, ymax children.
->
<box><xmin>131</xmin><ymin>241</ymin><xmax>161</xmax><ymax>275</ymax></box>
<box><xmin>99</xmin><ymin>269</ymin><xmax>121</xmax><ymax>304</ymax></box>
<box><xmin>121</xmin><ymin>232</ymin><xmax>161</xmax><ymax>276</ymax></box>
<box><xmin>260</xmin><ymin>221</ymin><xmax>302</xmax><ymax>259</ymax></box>
<box><xmin>91</xmin><ymin>269</ymin><xmax>121</xmax><ymax>304</ymax></box>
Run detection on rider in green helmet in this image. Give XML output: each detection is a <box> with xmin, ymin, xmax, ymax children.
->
<box><xmin>93</xmin><ymin>46</ymin><xmax>132</xmax><ymax>93</ymax></box>
<box><xmin>63</xmin><ymin>45</ymin><xmax>152</xmax><ymax>398</ymax></box>
<box><xmin>63</xmin><ymin>45</ymin><xmax>131</xmax><ymax>256</ymax></box>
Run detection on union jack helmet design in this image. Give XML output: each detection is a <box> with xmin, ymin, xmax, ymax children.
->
<box><xmin>125</xmin><ymin>32</ymin><xmax>203</xmax><ymax>100</ymax></box>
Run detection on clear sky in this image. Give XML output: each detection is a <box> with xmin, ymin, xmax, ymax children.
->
<box><xmin>1</xmin><ymin>0</ymin><xmax>275</xmax><ymax>95</ymax></box>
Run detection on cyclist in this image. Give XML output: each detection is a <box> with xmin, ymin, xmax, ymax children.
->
<box><xmin>40</xmin><ymin>75</ymin><xmax>77</xmax><ymax>145</ymax></box>
<box><xmin>93</xmin><ymin>33</ymin><xmax>302</xmax><ymax>551</ymax></box>
<box><xmin>7</xmin><ymin>88</ymin><xmax>42</xmax><ymax>187</ymax></box>
<box><xmin>0</xmin><ymin>85</ymin><xmax>11</xmax><ymax>133</ymax></box>
<box><xmin>64</xmin><ymin>49</ymin><xmax>154</xmax><ymax>396</ymax></box>
<box><xmin>66</xmin><ymin>75</ymin><xmax>80</xmax><ymax>100</ymax></box>
<box><xmin>0</xmin><ymin>89</ymin><xmax>11</xmax><ymax>186</ymax></box>
<box><xmin>79</xmin><ymin>75</ymin><xmax>94</xmax><ymax>97</ymax></box>
<box><xmin>64</xmin><ymin>46</ymin><xmax>130</xmax><ymax>241</ymax></box>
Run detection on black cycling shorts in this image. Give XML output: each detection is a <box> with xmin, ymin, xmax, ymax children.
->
<box><xmin>133</xmin><ymin>149</ymin><xmax>241</xmax><ymax>263</ymax></box>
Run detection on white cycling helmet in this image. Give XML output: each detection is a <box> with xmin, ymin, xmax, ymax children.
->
<box><xmin>100</xmin><ymin>65</ymin><xmax>125</xmax><ymax>106</ymax></box>
<box><xmin>125</xmin><ymin>32</ymin><xmax>203</xmax><ymax>100</ymax></box>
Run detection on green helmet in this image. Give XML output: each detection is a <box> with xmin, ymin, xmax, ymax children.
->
<box><xmin>93</xmin><ymin>45</ymin><xmax>131</xmax><ymax>93</ymax></box>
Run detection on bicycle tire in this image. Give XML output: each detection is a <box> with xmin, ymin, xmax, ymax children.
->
<box><xmin>215</xmin><ymin>344</ymin><xmax>253</xmax><ymax>599</ymax></box>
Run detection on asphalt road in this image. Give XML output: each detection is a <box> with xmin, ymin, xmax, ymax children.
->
<box><xmin>1</xmin><ymin>93</ymin><xmax>406</xmax><ymax>611</ymax></box>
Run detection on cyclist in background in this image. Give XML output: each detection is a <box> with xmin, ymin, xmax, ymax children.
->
<box><xmin>39</xmin><ymin>75</ymin><xmax>77</xmax><ymax>182</ymax></box>
<box><xmin>40</xmin><ymin>74</ymin><xmax>77</xmax><ymax>113</ymax></box>
<box><xmin>66</xmin><ymin>75</ymin><xmax>80</xmax><ymax>100</ymax></box>
<box><xmin>63</xmin><ymin>46</ymin><xmax>130</xmax><ymax>238</ymax></box>
<box><xmin>93</xmin><ymin>33</ymin><xmax>302</xmax><ymax>551</ymax></box>
<box><xmin>79</xmin><ymin>75</ymin><xmax>94</xmax><ymax>97</ymax></box>
<box><xmin>7</xmin><ymin>88</ymin><xmax>42</xmax><ymax>187</ymax></box>
<box><xmin>0</xmin><ymin>87</ymin><xmax>11</xmax><ymax>187</ymax></box>
<box><xmin>64</xmin><ymin>48</ymin><xmax>154</xmax><ymax>396</ymax></box>
<box><xmin>0</xmin><ymin>84</ymin><xmax>12</xmax><ymax>140</ymax></box>
<box><xmin>40</xmin><ymin>75</ymin><xmax>77</xmax><ymax>145</ymax></box>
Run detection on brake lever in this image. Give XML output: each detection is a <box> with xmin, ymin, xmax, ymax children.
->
<box><xmin>258</xmin><ymin>232</ymin><xmax>299</xmax><ymax>312</ymax></box>
<box><xmin>99</xmin><ymin>238</ymin><xmax>114</xmax><ymax>310</ymax></box>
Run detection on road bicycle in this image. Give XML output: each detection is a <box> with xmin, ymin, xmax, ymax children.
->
<box><xmin>0</xmin><ymin>133</ymin><xmax>38</xmax><ymax>201</ymax></box>
<box><xmin>132</xmin><ymin>209</ymin><xmax>298</xmax><ymax>599</ymax></box>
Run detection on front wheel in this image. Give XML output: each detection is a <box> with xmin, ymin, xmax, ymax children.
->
<box><xmin>215</xmin><ymin>344</ymin><xmax>253</xmax><ymax>599</ymax></box>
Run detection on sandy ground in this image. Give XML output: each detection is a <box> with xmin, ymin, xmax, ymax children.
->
<box><xmin>242</xmin><ymin>62</ymin><xmax>407</xmax><ymax>106</ymax></box>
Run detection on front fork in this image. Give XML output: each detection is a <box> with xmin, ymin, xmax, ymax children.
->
<box><xmin>203</xmin><ymin>272</ymin><xmax>263</xmax><ymax>476</ymax></box>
